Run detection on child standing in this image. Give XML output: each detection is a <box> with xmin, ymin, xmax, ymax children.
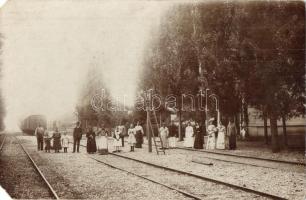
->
<box><xmin>52</xmin><ymin>128</ymin><xmax>62</xmax><ymax>153</ymax></box>
<box><xmin>113</xmin><ymin>127</ymin><xmax>121</xmax><ymax>152</ymax></box>
<box><xmin>44</xmin><ymin>130</ymin><xmax>51</xmax><ymax>153</ymax></box>
<box><xmin>128</xmin><ymin>124</ymin><xmax>136</xmax><ymax>152</ymax></box>
<box><xmin>61</xmin><ymin>130</ymin><xmax>69</xmax><ymax>153</ymax></box>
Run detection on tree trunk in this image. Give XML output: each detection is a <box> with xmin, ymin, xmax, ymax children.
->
<box><xmin>269</xmin><ymin>113</ymin><xmax>280</xmax><ymax>153</ymax></box>
<box><xmin>146</xmin><ymin>110</ymin><xmax>152</xmax><ymax>152</ymax></box>
<box><xmin>203</xmin><ymin>110</ymin><xmax>206</xmax><ymax>134</ymax></box>
<box><xmin>263</xmin><ymin>111</ymin><xmax>269</xmax><ymax>144</ymax></box>
<box><xmin>243</xmin><ymin>103</ymin><xmax>249</xmax><ymax>138</ymax></box>
<box><xmin>178</xmin><ymin>109</ymin><xmax>183</xmax><ymax>141</ymax></box>
<box><xmin>235</xmin><ymin>113</ymin><xmax>240</xmax><ymax>138</ymax></box>
<box><xmin>282</xmin><ymin>115</ymin><xmax>288</xmax><ymax>147</ymax></box>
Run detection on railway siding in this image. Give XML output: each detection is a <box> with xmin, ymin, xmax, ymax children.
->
<box><xmin>91</xmin><ymin>154</ymin><xmax>267</xmax><ymax>200</ymax></box>
<box><xmin>17</xmin><ymin>136</ymin><xmax>192</xmax><ymax>200</ymax></box>
<box><xmin>110</xmin><ymin>141</ymin><xmax>305</xmax><ymax>200</ymax></box>
<box><xmin>0</xmin><ymin>136</ymin><xmax>54</xmax><ymax>199</ymax></box>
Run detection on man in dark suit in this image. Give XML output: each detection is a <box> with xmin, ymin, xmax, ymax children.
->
<box><xmin>73</xmin><ymin>122</ymin><xmax>82</xmax><ymax>153</ymax></box>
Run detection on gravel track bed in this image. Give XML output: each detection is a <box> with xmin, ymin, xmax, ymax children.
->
<box><xmin>173</xmin><ymin>148</ymin><xmax>304</xmax><ymax>173</ymax></box>
<box><xmin>142</xmin><ymin>139</ymin><xmax>305</xmax><ymax>164</ymax></box>
<box><xmin>92</xmin><ymin>154</ymin><xmax>265</xmax><ymax>200</ymax></box>
<box><xmin>105</xmin><ymin>144</ymin><xmax>305</xmax><ymax>200</ymax></box>
<box><xmin>0</xmin><ymin>136</ymin><xmax>53</xmax><ymax>199</ymax></box>
<box><xmin>19</xmin><ymin>136</ymin><xmax>191</xmax><ymax>200</ymax></box>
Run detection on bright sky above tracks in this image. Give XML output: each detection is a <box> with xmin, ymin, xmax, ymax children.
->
<box><xmin>1</xmin><ymin>0</ymin><xmax>170</xmax><ymax>130</ymax></box>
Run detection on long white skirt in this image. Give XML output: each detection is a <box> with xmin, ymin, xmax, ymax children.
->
<box><xmin>160</xmin><ymin>134</ymin><xmax>168</xmax><ymax>148</ymax></box>
<box><xmin>97</xmin><ymin>136</ymin><xmax>108</xmax><ymax>150</ymax></box>
<box><xmin>216</xmin><ymin>131</ymin><xmax>225</xmax><ymax>149</ymax></box>
<box><xmin>168</xmin><ymin>137</ymin><xmax>176</xmax><ymax>148</ymax></box>
<box><xmin>184</xmin><ymin>137</ymin><xmax>194</xmax><ymax>148</ymax></box>
<box><xmin>206</xmin><ymin>134</ymin><xmax>216</xmax><ymax>150</ymax></box>
<box><xmin>128</xmin><ymin>134</ymin><xmax>136</xmax><ymax>146</ymax></box>
<box><xmin>113</xmin><ymin>138</ymin><xmax>122</xmax><ymax>147</ymax></box>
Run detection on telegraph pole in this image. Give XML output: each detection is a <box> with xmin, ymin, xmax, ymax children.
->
<box><xmin>145</xmin><ymin>90</ymin><xmax>152</xmax><ymax>153</ymax></box>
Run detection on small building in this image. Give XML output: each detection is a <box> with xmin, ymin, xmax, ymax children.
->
<box><xmin>247</xmin><ymin>108</ymin><xmax>305</xmax><ymax>148</ymax></box>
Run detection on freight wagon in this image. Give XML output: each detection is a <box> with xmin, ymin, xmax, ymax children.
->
<box><xmin>20</xmin><ymin>115</ymin><xmax>47</xmax><ymax>135</ymax></box>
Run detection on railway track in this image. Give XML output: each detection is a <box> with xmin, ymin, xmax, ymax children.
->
<box><xmin>78</xmin><ymin>143</ymin><xmax>286</xmax><ymax>200</ymax></box>
<box><xmin>175</xmin><ymin>146</ymin><xmax>305</xmax><ymax>166</ymax></box>
<box><xmin>72</xmin><ymin>142</ymin><xmax>200</xmax><ymax>199</ymax></box>
<box><xmin>0</xmin><ymin>134</ymin><xmax>6</xmax><ymax>153</ymax></box>
<box><xmin>15</xmin><ymin>136</ymin><xmax>60</xmax><ymax>199</ymax></box>
<box><xmin>0</xmin><ymin>135</ymin><xmax>59</xmax><ymax>199</ymax></box>
<box><xmin>136</xmin><ymin>139</ymin><xmax>305</xmax><ymax>170</ymax></box>
<box><xmin>90</xmin><ymin>156</ymin><xmax>202</xmax><ymax>200</ymax></box>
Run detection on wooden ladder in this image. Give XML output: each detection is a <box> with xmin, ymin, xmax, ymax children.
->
<box><xmin>147</xmin><ymin>109</ymin><xmax>165</xmax><ymax>155</ymax></box>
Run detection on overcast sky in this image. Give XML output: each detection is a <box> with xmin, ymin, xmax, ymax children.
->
<box><xmin>0</xmin><ymin>0</ymin><xmax>170</xmax><ymax>130</ymax></box>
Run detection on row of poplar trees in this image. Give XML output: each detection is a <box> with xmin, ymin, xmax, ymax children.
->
<box><xmin>139</xmin><ymin>1</ymin><xmax>305</xmax><ymax>152</ymax></box>
<box><xmin>76</xmin><ymin>63</ymin><xmax>129</xmax><ymax>129</ymax></box>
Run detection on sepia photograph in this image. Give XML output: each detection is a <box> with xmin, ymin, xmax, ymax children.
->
<box><xmin>0</xmin><ymin>0</ymin><xmax>305</xmax><ymax>199</ymax></box>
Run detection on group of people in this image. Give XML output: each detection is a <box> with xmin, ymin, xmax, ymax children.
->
<box><xmin>35</xmin><ymin>121</ymin><xmax>146</xmax><ymax>154</ymax></box>
<box><xmin>183</xmin><ymin>118</ymin><xmax>237</xmax><ymax>150</ymax></box>
<box><xmin>34</xmin><ymin>124</ymin><xmax>69</xmax><ymax>153</ymax></box>
<box><xmin>206</xmin><ymin>118</ymin><xmax>237</xmax><ymax>150</ymax></box>
<box><xmin>158</xmin><ymin>118</ymin><xmax>237</xmax><ymax>150</ymax></box>
<box><xmin>35</xmin><ymin>118</ymin><xmax>238</xmax><ymax>154</ymax></box>
<box><xmin>34</xmin><ymin>121</ymin><xmax>90</xmax><ymax>154</ymax></box>
<box><xmin>85</xmin><ymin>121</ymin><xmax>145</xmax><ymax>153</ymax></box>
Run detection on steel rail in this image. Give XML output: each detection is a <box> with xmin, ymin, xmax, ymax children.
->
<box><xmin>14</xmin><ymin>136</ymin><xmax>60</xmax><ymax>200</ymax></box>
<box><xmin>75</xmin><ymin>143</ymin><xmax>202</xmax><ymax>199</ymax></box>
<box><xmin>109</xmin><ymin>152</ymin><xmax>287</xmax><ymax>200</ymax></box>
<box><xmin>133</xmin><ymin>139</ymin><xmax>304</xmax><ymax>166</ymax></box>
<box><xmin>89</xmin><ymin>156</ymin><xmax>203</xmax><ymax>200</ymax></box>
<box><xmin>141</xmin><ymin>143</ymin><xmax>297</xmax><ymax>171</ymax></box>
<box><xmin>79</xmin><ymin>141</ymin><xmax>287</xmax><ymax>199</ymax></box>
<box><xmin>175</xmin><ymin>147</ymin><xmax>305</xmax><ymax>166</ymax></box>
<box><xmin>0</xmin><ymin>135</ymin><xmax>6</xmax><ymax>153</ymax></box>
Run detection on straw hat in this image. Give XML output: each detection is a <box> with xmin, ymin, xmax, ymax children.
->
<box><xmin>208</xmin><ymin>118</ymin><xmax>215</xmax><ymax>122</ymax></box>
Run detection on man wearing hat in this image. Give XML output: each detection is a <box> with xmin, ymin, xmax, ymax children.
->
<box><xmin>73</xmin><ymin>122</ymin><xmax>83</xmax><ymax>153</ymax></box>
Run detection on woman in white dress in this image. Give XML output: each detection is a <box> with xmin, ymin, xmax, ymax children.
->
<box><xmin>96</xmin><ymin>127</ymin><xmax>109</xmax><ymax>154</ymax></box>
<box><xmin>206</xmin><ymin>118</ymin><xmax>217</xmax><ymax>150</ymax></box>
<box><xmin>184</xmin><ymin>122</ymin><xmax>194</xmax><ymax>148</ymax></box>
<box><xmin>128</xmin><ymin>124</ymin><xmax>136</xmax><ymax>152</ymax></box>
<box><xmin>159</xmin><ymin>123</ymin><xmax>169</xmax><ymax>149</ymax></box>
<box><xmin>216</xmin><ymin>121</ymin><xmax>226</xmax><ymax>149</ymax></box>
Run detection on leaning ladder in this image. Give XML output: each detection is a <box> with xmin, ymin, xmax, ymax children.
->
<box><xmin>147</xmin><ymin>109</ymin><xmax>165</xmax><ymax>155</ymax></box>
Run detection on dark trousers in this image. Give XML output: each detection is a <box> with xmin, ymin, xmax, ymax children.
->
<box><xmin>229</xmin><ymin>135</ymin><xmax>237</xmax><ymax>150</ymax></box>
<box><xmin>73</xmin><ymin>138</ymin><xmax>81</xmax><ymax>152</ymax></box>
<box><xmin>37</xmin><ymin>137</ymin><xmax>43</xmax><ymax>151</ymax></box>
<box><xmin>121</xmin><ymin>136</ymin><xmax>124</xmax><ymax>147</ymax></box>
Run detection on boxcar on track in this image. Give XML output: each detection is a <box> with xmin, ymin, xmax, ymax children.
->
<box><xmin>20</xmin><ymin>115</ymin><xmax>47</xmax><ymax>135</ymax></box>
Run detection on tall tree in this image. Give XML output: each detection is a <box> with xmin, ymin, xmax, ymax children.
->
<box><xmin>140</xmin><ymin>1</ymin><xmax>305</xmax><ymax>152</ymax></box>
<box><xmin>141</xmin><ymin>5</ymin><xmax>199</xmax><ymax>140</ymax></box>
